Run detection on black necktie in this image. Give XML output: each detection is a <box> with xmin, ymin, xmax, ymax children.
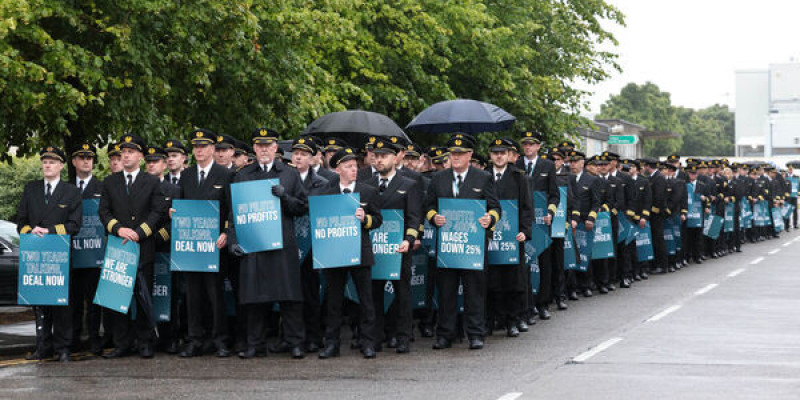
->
<box><xmin>455</xmin><ymin>175</ymin><xmax>463</xmax><ymax>196</ymax></box>
<box><xmin>343</xmin><ymin>188</ymin><xmax>352</xmax><ymax>194</ymax></box>
<box><xmin>526</xmin><ymin>162</ymin><xmax>532</xmax><ymax>175</ymax></box>
<box><xmin>495</xmin><ymin>173</ymin><xmax>501</xmax><ymax>182</ymax></box>
<box><xmin>172</xmin><ymin>177</ymin><xmax>178</xmax><ymax>185</ymax></box>
<box><xmin>45</xmin><ymin>183</ymin><xmax>52</xmax><ymax>204</ymax></box>
<box><xmin>373</xmin><ymin>170</ymin><xmax>379</xmax><ymax>177</ymax></box>
<box><xmin>379</xmin><ymin>179</ymin><xmax>388</xmax><ymax>193</ymax></box>
<box><xmin>78</xmin><ymin>180</ymin><xmax>84</xmax><ymax>192</ymax></box>
<box><xmin>126</xmin><ymin>174</ymin><xmax>133</xmax><ymax>194</ymax></box>
<box><xmin>199</xmin><ymin>170</ymin><xmax>206</xmax><ymax>187</ymax></box>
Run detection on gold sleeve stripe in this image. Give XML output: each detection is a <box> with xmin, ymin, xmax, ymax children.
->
<box><xmin>364</xmin><ymin>215</ymin><xmax>373</xmax><ymax>229</ymax></box>
<box><xmin>159</xmin><ymin>228</ymin><xmax>170</xmax><ymax>241</ymax></box>
<box><xmin>20</xmin><ymin>225</ymin><xmax>32</xmax><ymax>234</ymax></box>
<box><xmin>588</xmin><ymin>211</ymin><xmax>598</xmax><ymax>219</ymax></box>
<box><xmin>140</xmin><ymin>223</ymin><xmax>152</xmax><ymax>237</ymax></box>
<box><xmin>625</xmin><ymin>210</ymin><xmax>636</xmax><ymax>217</ymax></box>
<box><xmin>547</xmin><ymin>204</ymin><xmax>558</xmax><ymax>213</ymax></box>
<box><xmin>54</xmin><ymin>224</ymin><xmax>66</xmax><ymax>235</ymax></box>
<box><xmin>224</xmin><ymin>221</ymin><xmax>230</xmax><ymax>229</ymax></box>
<box><xmin>651</xmin><ymin>207</ymin><xmax>660</xmax><ymax>213</ymax></box>
<box><xmin>571</xmin><ymin>211</ymin><xmax>581</xmax><ymax>216</ymax></box>
<box><xmin>405</xmin><ymin>228</ymin><xmax>419</xmax><ymax>239</ymax></box>
<box><xmin>426</xmin><ymin>210</ymin><xmax>438</xmax><ymax>221</ymax></box>
<box><xmin>488</xmin><ymin>209</ymin><xmax>500</xmax><ymax>222</ymax></box>
<box><xmin>107</xmin><ymin>219</ymin><xmax>119</xmax><ymax>233</ymax></box>
<box><xmin>642</xmin><ymin>210</ymin><xmax>651</xmax><ymax>216</ymax></box>
<box><xmin>602</xmin><ymin>204</ymin><xmax>610</xmax><ymax>212</ymax></box>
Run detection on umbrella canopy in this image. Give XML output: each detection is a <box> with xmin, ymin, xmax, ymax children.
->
<box><xmin>302</xmin><ymin>110</ymin><xmax>408</xmax><ymax>140</ymax></box>
<box><xmin>405</xmin><ymin>99</ymin><xmax>516</xmax><ymax>134</ymax></box>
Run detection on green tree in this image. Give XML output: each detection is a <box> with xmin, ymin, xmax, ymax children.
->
<box><xmin>597</xmin><ymin>82</ymin><xmax>683</xmax><ymax>157</ymax></box>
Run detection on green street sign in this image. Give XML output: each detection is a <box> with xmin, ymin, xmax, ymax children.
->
<box><xmin>608</xmin><ymin>135</ymin><xmax>638</xmax><ymax>145</ymax></box>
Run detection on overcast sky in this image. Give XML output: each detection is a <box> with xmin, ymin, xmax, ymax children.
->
<box><xmin>585</xmin><ymin>0</ymin><xmax>800</xmax><ymax>114</ymax></box>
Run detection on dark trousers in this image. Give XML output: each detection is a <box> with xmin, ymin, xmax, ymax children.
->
<box><xmin>436</xmin><ymin>268</ymin><xmax>486</xmax><ymax>340</ymax></box>
<box><xmin>373</xmin><ymin>255</ymin><xmax>413</xmax><ymax>344</ymax></box>
<box><xmin>420</xmin><ymin>256</ymin><xmax>438</xmax><ymax>331</ymax></box>
<box><xmin>71</xmin><ymin>268</ymin><xmax>104</xmax><ymax>349</ymax></box>
<box><xmin>608</xmin><ymin>215</ymin><xmax>619</xmax><ymax>282</ymax></box>
<box><xmin>300</xmin><ymin>253</ymin><xmax>322</xmax><ymax>347</ymax></box>
<box><xmin>110</xmin><ymin>262</ymin><xmax>154</xmax><ymax>349</ymax></box>
<box><xmin>34</xmin><ymin>305</ymin><xmax>73</xmax><ymax>354</ymax></box>
<box><xmin>247</xmin><ymin>301</ymin><xmax>304</xmax><ymax>348</ymax></box>
<box><xmin>323</xmin><ymin>266</ymin><xmax>375</xmax><ymax>347</ymax></box>
<box><xmin>550</xmin><ymin>238</ymin><xmax>566</xmax><ymax>301</ymax></box>
<box><xmin>185</xmin><ymin>271</ymin><xmax>228</xmax><ymax>349</ymax></box>
<box><xmin>534</xmin><ymin>246</ymin><xmax>552</xmax><ymax>308</ymax></box>
<box><xmin>489</xmin><ymin>290</ymin><xmax>523</xmax><ymax>326</ymax></box>
<box><xmin>686</xmin><ymin>228</ymin><xmax>703</xmax><ymax>260</ymax></box>
<box><xmin>617</xmin><ymin>236</ymin><xmax>633</xmax><ymax>281</ymax></box>
<box><xmin>650</xmin><ymin>214</ymin><xmax>667</xmax><ymax>270</ymax></box>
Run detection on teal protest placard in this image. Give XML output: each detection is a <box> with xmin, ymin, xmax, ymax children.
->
<box><xmin>724</xmin><ymin>203</ymin><xmax>735</xmax><ymax>233</ymax></box>
<box><xmin>529</xmin><ymin>224</ymin><xmax>553</xmax><ymax>259</ymax></box>
<box><xmin>574</xmin><ymin>223</ymin><xmax>593</xmax><ymax>272</ymax></box>
<box><xmin>533</xmin><ymin>191</ymin><xmax>548</xmax><ymax>225</ymax></box>
<box><xmin>783</xmin><ymin>203</ymin><xmax>795</xmax><ymax>220</ymax></box>
<box><xmin>672</xmin><ymin>215</ymin><xmax>682</xmax><ymax>251</ymax></box>
<box><xmin>529</xmin><ymin>260</ymin><xmax>540</xmax><ymax>295</ymax></box>
<box><xmin>310</xmin><ymin>193</ymin><xmax>362</xmax><ymax>269</ymax></box>
<box><xmin>741</xmin><ymin>199</ymin><xmax>753</xmax><ymax>229</ymax></box>
<box><xmin>437</xmin><ymin>198</ymin><xmax>486</xmax><ymax>270</ymax></box>
<box><xmin>591</xmin><ymin>212</ymin><xmax>615</xmax><ymax>260</ymax></box>
<box><xmin>411</xmin><ymin>251</ymin><xmax>428</xmax><ymax>309</ymax></box>
<box><xmin>686</xmin><ymin>183</ymin><xmax>703</xmax><ymax>228</ymax></box>
<box><xmin>421</xmin><ymin>220</ymin><xmax>436</xmax><ymax>258</ymax></box>
<box><xmin>791</xmin><ymin>176</ymin><xmax>799</xmax><ymax>197</ymax></box>
<box><xmin>170</xmin><ymin>200</ymin><xmax>220</xmax><ymax>272</ymax></box>
<box><xmin>294</xmin><ymin>215</ymin><xmax>312</xmax><ymax>264</ymax></box>
<box><xmin>231</xmin><ymin>179</ymin><xmax>283</xmax><ymax>253</ymax></box>
<box><xmin>18</xmin><ymin>234</ymin><xmax>70</xmax><ymax>306</ymax></box>
<box><xmin>563</xmin><ymin>225</ymin><xmax>578</xmax><ymax>271</ymax></box>
<box><xmin>664</xmin><ymin>216</ymin><xmax>676</xmax><ymax>255</ymax></box>
<box><xmin>152</xmin><ymin>252</ymin><xmax>171</xmax><ymax>322</ymax></box>
<box><xmin>371</xmin><ymin>209</ymin><xmax>404</xmax><ymax>280</ymax></box>
<box><xmin>72</xmin><ymin>199</ymin><xmax>106</xmax><ymax>269</ymax></box>
<box><xmin>551</xmin><ymin>187</ymin><xmax>568</xmax><ymax>238</ymax></box>
<box><xmin>94</xmin><ymin>235</ymin><xmax>139</xmax><ymax>314</ymax></box>
<box><xmin>753</xmin><ymin>200</ymin><xmax>769</xmax><ymax>227</ymax></box>
<box><xmin>488</xmin><ymin>200</ymin><xmax>519</xmax><ymax>265</ymax></box>
<box><xmin>382</xmin><ymin>281</ymin><xmax>395</xmax><ymax>314</ymax></box>
<box><xmin>635</xmin><ymin>222</ymin><xmax>654</xmax><ymax>262</ymax></box>
<box><xmin>772</xmin><ymin>207</ymin><xmax>785</xmax><ymax>232</ymax></box>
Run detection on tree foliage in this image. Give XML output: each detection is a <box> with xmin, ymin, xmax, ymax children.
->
<box><xmin>598</xmin><ymin>82</ymin><xmax>735</xmax><ymax>157</ymax></box>
<box><xmin>1</xmin><ymin>0</ymin><xmax>624</xmax><ymax>160</ymax></box>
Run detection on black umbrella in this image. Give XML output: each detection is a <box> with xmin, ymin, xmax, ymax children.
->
<box><xmin>405</xmin><ymin>99</ymin><xmax>516</xmax><ymax>134</ymax></box>
<box><xmin>302</xmin><ymin>110</ymin><xmax>409</xmax><ymax>141</ymax></box>
<box><xmin>134</xmin><ymin>273</ymin><xmax>157</xmax><ymax>331</ymax></box>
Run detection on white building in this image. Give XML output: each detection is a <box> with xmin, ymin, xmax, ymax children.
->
<box><xmin>736</xmin><ymin>62</ymin><xmax>800</xmax><ymax>158</ymax></box>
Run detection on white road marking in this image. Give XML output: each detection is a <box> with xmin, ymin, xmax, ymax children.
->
<box><xmin>573</xmin><ymin>337</ymin><xmax>623</xmax><ymax>363</ymax></box>
<box><xmin>768</xmin><ymin>248</ymin><xmax>781</xmax><ymax>255</ymax></box>
<box><xmin>750</xmin><ymin>257</ymin><xmax>765</xmax><ymax>265</ymax></box>
<box><xmin>782</xmin><ymin>242</ymin><xmax>792</xmax><ymax>247</ymax></box>
<box><xmin>694</xmin><ymin>283</ymin><xmax>718</xmax><ymax>295</ymax></box>
<box><xmin>497</xmin><ymin>392</ymin><xmax>523</xmax><ymax>400</ymax></box>
<box><xmin>728</xmin><ymin>268</ymin><xmax>746</xmax><ymax>277</ymax></box>
<box><xmin>646</xmin><ymin>305</ymin><xmax>682</xmax><ymax>322</ymax></box>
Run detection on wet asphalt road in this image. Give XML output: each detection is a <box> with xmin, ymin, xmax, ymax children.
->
<box><xmin>2</xmin><ymin>230</ymin><xmax>800</xmax><ymax>399</ymax></box>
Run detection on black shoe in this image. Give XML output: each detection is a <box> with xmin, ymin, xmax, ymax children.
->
<box><xmin>538</xmin><ymin>308</ymin><xmax>551</xmax><ymax>320</ymax></box>
<box><xmin>420</xmin><ymin>326</ymin><xmax>434</xmax><ymax>338</ymax></box>
<box><xmin>620</xmin><ymin>279</ymin><xmax>631</xmax><ymax>288</ymax></box>
<box><xmin>165</xmin><ymin>341</ymin><xmax>179</xmax><ymax>354</ymax></box>
<box><xmin>598</xmin><ymin>286</ymin><xmax>609</xmax><ymax>294</ymax></box>
<box><xmin>216</xmin><ymin>346</ymin><xmax>232</xmax><ymax>358</ymax></box>
<box><xmin>396</xmin><ymin>341</ymin><xmax>410</xmax><ymax>354</ymax></box>
<box><xmin>361</xmin><ymin>346</ymin><xmax>377</xmax><ymax>359</ymax></box>
<box><xmin>556</xmin><ymin>299</ymin><xmax>568</xmax><ymax>310</ymax></box>
<box><xmin>318</xmin><ymin>344</ymin><xmax>340</xmax><ymax>359</ymax></box>
<box><xmin>139</xmin><ymin>344</ymin><xmax>154</xmax><ymax>359</ymax></box>
<box><xmin>633</xmin><ymin>274</ymin><xmax>642</xmax><ymax>281</ymax></box>
<box><xmin>179</xmin><ymin>343</ymin><xmax>202</xmax><ymax>358</ymax></box>
<box><xmin>582</xmin><ymin>289</ymin><xmax>593</xmax><ymax>297</ymax></box>
<box><xmin>269</xmin><ymin>341</ymin><xmax>292</xmax><ymax>353</ymax></box>
<box><xmin>531</xmin><ymin>306</ymin><xmax>539</xmax><ymax>316</ymax></box>
<box><xmin>291</xmin><ymin>346</ymin><xmax>305</xmax><ymax>359</ymax></box>
<box><xmin>58</xmin><ymin>351</ymin><xmax>72</xmax><ymax>362</ymax></box>
<box><xmin>26</xmin><ymin>349</ymin><xmax>54</xmax><ymax>361</ymax></box>
<box><xmin>651</xmin><ymin>268</ymin><xmax>665</xmax><ymax>274</ymax></box>
<box><xmin>607</xmin><ymin>284</ymin><xmax>616</xmax><ymax>291</ymax></box>
<box><xmin>693</xmin><ymin>258</ymin><xmax>703</xmax><ymax>265</ymax></box>
<box><xmin>386</xmin><ymin>337</ymin><xmax>399</xmax><ymax>349</ymax></box>
<box><xmin>305</xmin><ymin>342</ymin><xmax>321</xmax><ymax>353</ymax></box>
<box><xmin>103</xmin><ymin>347</ymin><xmax>129</xmax><ymax>359</ymax></box>
<box><xmin>469</xmin><ymin>337</ymin><xmax>484</xmax><ymax>350</ymax></box>
<box><xmin>568</xmin><ymin>291</ymin><xmax>579</xmax><ymax>301</ymax></box>
<box><xmin>526</xmin><ymin>315</ymin><xmax>537</xmax><ymax>325</ymax></box>
<box><xmin>506</xmin><ymin>325</ymin><xmax>520</xmax><ymax>337</ymax></box>
<box><xmin>432</xmin><ymin>337</ymin><xmax>451</xmax><ymax>350</ymax></box>
<box><xmin>238</xmin><ymin>347</ymin><xmax>267</xmax><ymax>359</ymax></box>
<box><xmin>517</xmin><ymin>320</ymin><xmax>530</xmax><ymax>332</ymax></box>
<box><xmin>640</xmin><ymin>272</ymin><xmax>649</xmax><ymax>280</ymax></box>
<box><xmin>667</xmin><ymin>266</ymin><xmax>675</xmax><ymax>273</ymax></box>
